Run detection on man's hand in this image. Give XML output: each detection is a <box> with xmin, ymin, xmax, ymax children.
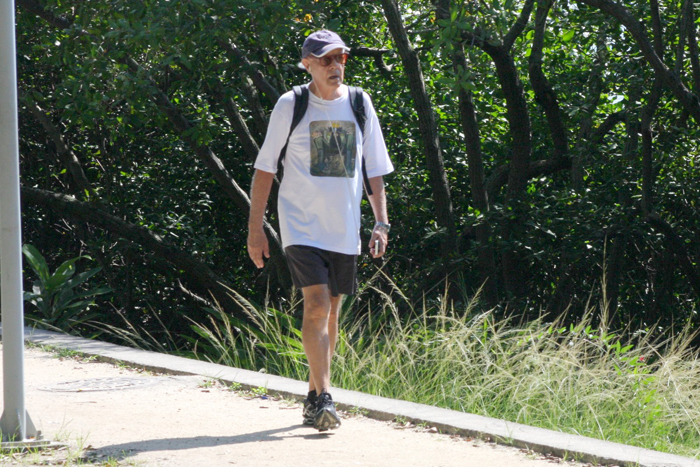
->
<box><xmin>247</xmin><ymin>169</ymin><xmax>274</xmax><ymax>269</ymax></box>
<box><xmin>369</xmin><ymin>227</ymin><xmax>388</xmax><ymax>259</ymax></box>
<box><xmin>366</xmin><ymin>176</ymin><xmax>389</xmax><ymax>259</ymax></box>
<box><xmin>247</xmin><ymin>227</ymin><xmax>269</xmax><ymax>268</ymax></box>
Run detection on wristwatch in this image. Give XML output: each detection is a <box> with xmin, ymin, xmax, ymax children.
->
<box><xmin>374</xmin><ymin>221</ymin><xmax>391</xmax><ymax>233</ymax></box>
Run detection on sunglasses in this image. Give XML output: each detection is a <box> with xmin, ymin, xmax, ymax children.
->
<box><xmin>313</xmin><ymin>53</ymin><xmax>349</xmax><ymax>66</ymax></box>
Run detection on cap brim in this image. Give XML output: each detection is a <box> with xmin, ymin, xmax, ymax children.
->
<box><xmin>310</xmin><ymin>45</ymin><xmax>350</xmax><ymax>58</ymax></box>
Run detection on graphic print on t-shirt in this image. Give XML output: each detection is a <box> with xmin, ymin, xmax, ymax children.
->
<box><xmin>309</xmin><ymin>120</ymin><xmax>356</xmax><ymax>177</ymax></box>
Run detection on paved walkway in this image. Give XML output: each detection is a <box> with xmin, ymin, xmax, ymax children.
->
<box><xmin>0</xmin><ymin>327</ymin><xmax>697</xmax><ymax>467</ymax></box>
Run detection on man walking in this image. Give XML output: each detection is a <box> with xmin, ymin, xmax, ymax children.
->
<box><xmin>247</xmin><ymin>30</ymin><xmax>393</xmax><ymax>431</ymax></box>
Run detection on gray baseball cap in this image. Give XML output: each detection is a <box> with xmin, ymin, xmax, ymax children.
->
<box><xmin>301</xmin><ymin>30</ymin><xmax>350</xmax><ymax>58</ymax></box>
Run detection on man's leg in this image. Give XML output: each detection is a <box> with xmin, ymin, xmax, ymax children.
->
<box><xmin>302</xmin><ymin>284</ymin><xmax>332</xmax><ymax>393</ymax></box>
<box><xmin>303</xmin><ymin>287</ymin><xmax>342</xmax><ymax>426</ymax></box>
<box><xmin>306</xmin><ymin>291</ymin><xmax>343</xmax><ymax>393</ymax></box>
<box><xmin>301</xmin><ymin>284</ymin><xmax>342</xmax><ymax>430</ymax></box>
<box><xmin>328</xmin><ymin>293</ymin><xmax>343</xmax><ymax>359</ymax></box>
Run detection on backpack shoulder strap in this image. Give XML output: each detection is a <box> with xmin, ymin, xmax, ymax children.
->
<box><xmin>290</xmin><ymin>85</ymin><xmax>310</xmax><ymax>138</ymax></box>
<box><xmin>348</xmin><ymin>86</ymin><xmax>366</xmax><ymax>138</ymax></box>
<box><xmin>278</xmin><ymin>85</ymin><xmax>310</xmax><ymax>170</ymax></box>
<box><xmin>348</xmin><ymin>86</ymin><xmax>373</xmax><ymax>195</ymax></box>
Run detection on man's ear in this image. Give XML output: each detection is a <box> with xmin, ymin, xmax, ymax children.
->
<box><xmin>301</xmin><ymin>58</ymin><xmax>310</xmax><ymax>71</ymax></box>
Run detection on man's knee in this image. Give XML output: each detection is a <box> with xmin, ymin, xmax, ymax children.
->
<box><xmin>303</xmin><ymin>285</ymin><xmax>331</xmax><ymax>319</ymax></box>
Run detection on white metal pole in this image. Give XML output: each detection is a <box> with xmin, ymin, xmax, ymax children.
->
<box><xmin>0</xmin><ymin>0</ymin><xmax>38</xmax><ymax>442</ymax></box>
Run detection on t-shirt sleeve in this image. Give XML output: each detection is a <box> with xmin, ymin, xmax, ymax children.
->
<box><xmin>253</xmin><ymin>91</ymin><xmax>295</xmax><ymax>174</ymax></box>
<box><xmin>361</xmin><ymin>93</ymin><xmax>394</xmax><ymax>178</ymax></box>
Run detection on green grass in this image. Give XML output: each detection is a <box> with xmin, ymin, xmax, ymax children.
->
<box><xmin>185</xmin><ymin>275</ymin><xmax>700</xmax><ymax>459</ymax></box>
<box><xmin>0</xmin><ymin>432</ymin><xmax>140</xmax><ymax>466</ymax></box>
<box><xmin>24</xmin><ymin>342</ymin><xmax>98</xmax><ymax>362</ymax></box>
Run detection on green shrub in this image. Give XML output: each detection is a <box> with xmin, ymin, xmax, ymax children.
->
<box><xmin>22</xmin><ymin>244</ymin><xmax>112</xmax><ymax>332</ymax></box>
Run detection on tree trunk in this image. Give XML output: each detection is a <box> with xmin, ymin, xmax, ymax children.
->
<box><xmin>381</xmin><ymin>0</ymin><xmax>456</xmax><ymax>255</ymax></box>
<box><xmin>460</xmin><ymin>8</ymin><xmax>534</xmax><ymax>299</ymax></box>
<box><xmin>435</xmin><ymin>0</ymin><xmax>498</xmax><ymax>306</ymax></box>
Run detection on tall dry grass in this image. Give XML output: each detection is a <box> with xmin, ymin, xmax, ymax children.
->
<box><xmin>117</xmin><ymin>274</ymin><xmax>700</xmax><ymax>457</ymax></box>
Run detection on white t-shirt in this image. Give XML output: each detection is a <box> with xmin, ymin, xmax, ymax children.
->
<box><xmin>254</xmin><ymin>84</ymin><xmax>393</xmax><ymax>255</ymax></box>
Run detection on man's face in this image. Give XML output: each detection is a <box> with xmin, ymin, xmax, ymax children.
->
<box><xmin>302</xmin><ymin>47</ymin><xmax>347</xmax><ymax>88</ymax></box>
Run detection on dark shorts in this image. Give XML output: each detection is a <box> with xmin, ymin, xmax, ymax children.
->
<box><xmin>284</xmin><ymin>245</ymin><xmax>357</xmax><ymax>297</ymax></box>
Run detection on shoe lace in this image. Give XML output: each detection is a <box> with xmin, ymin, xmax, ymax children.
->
<box><xmin>317</xmin><ymin>391</ymin><xmax>333</xmax><ymax>407</ymax></box>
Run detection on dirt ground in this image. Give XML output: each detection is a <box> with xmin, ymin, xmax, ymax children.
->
<box><xmin>0</xmin><ymin>346</ymin><xmax>596</xmax><ymax>467</ymax></box>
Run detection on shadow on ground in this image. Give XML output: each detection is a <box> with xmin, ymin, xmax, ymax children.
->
<box><xmin>90</xmin><ymin>424</ymin><xmax>338</xmax><ymax>460</ymax></box>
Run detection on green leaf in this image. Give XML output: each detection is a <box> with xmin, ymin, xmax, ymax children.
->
<box><xmin>47</xmin><ymin>259</ymin><xmax>81</xmax><ymax>289</ymax></box>
<box><xmin>22</xmin><ymin>244</ymin><xmax>50</xmax><ymax>284</ymax></box>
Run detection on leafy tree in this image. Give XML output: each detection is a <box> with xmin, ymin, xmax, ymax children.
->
<box><xmin>14</xmin><ymin>0</ymin><xmax>700</xmax><ymax>347</ymax></box>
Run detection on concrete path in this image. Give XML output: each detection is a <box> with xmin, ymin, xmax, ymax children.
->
<box><xmin>0</xmin><ymin>327</ymin><xmax>697</xmax><ymax>467</ymax></box>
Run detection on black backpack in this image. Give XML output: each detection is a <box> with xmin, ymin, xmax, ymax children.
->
<box><xmin>277</xmin><ymin>84</ymin><xmax>373</xmax><ymax>195</ymax></box>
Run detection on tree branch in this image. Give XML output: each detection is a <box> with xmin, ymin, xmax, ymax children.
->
<box><xmin>572</xmin><ymin>27</ymin><xmax>608</xmax><ymax>192</ymax></box>
<box><xmin>217</xmin><ymin>39</ymin><xmax>281</xmax><ymax>106</ymax></box>
<box><xmin>591</xmin><ymin>111</ymin><xmax>626</xmax><ymax>142</ymax></box>
<box><xmin>21</xmin><ymin>187</ymin><xmax>245</xmax><ymax>314</ymax></box>
<box><xmin>21</xmin><ymin>93</ymin><xmax>97</xmax><ymax>199</ymax></box>
<box><xmin>528</xmin><ymin>0</ymin><xmax>568</xmax><ymax>160</ymax></box>
<box><xmin>675</xmin><ymin>0</ymin><xmax>692</xmax><ymax>75</ymax></box>
<box><xmin>16</xmin><ymin>0</ymin><xmax>71</xmax><ymax>29</ymax></box>
<box><xmin>205</xmin><ymin>83</ymin><xmax>260</xmax><ymax>162</ymax></box>
<box><xmin>459</xmin><ymin>23</ymin><xmax>533</xmax><ymax>200</ymax></box>
<box><xmin>503</xmin><ymin>0</ymin><xmax>535</xmax><ymax>50</ymax></box>
<box><xmin>646</xmin><ymin>213</ymin><xmax>700</xmax><ymax>299</ymax></box>
<box><xmin>640</xmin><ymin>0</ymin><xmax>665</xmax><ymax>215</ymax></box>
<box><xmin>122</xmin><ymin>58</ymin><xmax>249</xmax><ymax>210</ymax></box>
<box><xmin>688</xmin><ymin>6</ymin><xmax>700</xmax><ymax>95</ymax></box>
<box><xmin>349</xmin><ymin>47</ymin><xmax>394</xmax><ymax>78</ymax></box>
<box><xmin>485</xmin><ymin>109</ymin><xmax>625</xmax><ymax>198</ymax></box>
<box><xmin>578</xmin><ymin>0</ymin><xmax>700</xmax><ymax>122</ymax></box>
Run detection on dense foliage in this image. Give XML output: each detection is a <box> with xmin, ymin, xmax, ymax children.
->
<box><xmin>13</xmin><ymin>0</ymin><xmax>700</xmax><ymax>345</ymax></box>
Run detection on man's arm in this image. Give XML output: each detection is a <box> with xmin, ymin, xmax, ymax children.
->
<box><xmin>367</xmin><ymin>175</ymin><xmax>389</xmax><ymax>258</ymax></box>
<box><xmin>248</xmin><ymin>169</ymin><xmax>275</xmax><ymax>268</ymax></box>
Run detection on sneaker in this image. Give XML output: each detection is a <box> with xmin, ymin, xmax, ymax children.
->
<box><xmin>302</xmin><ymin>391</ymin><xmax>317</xmax><ymax>426</ymax></box>
<box><xmin>313</xmin><ymin>391</ymin><xmax>341</xmax><ymax>431</ymax></box>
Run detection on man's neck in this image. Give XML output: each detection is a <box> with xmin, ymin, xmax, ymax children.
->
<box><xmin>309</xmin><ymin>81</ymin><xmax>343</xmax><ymax>100</ymax></box>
